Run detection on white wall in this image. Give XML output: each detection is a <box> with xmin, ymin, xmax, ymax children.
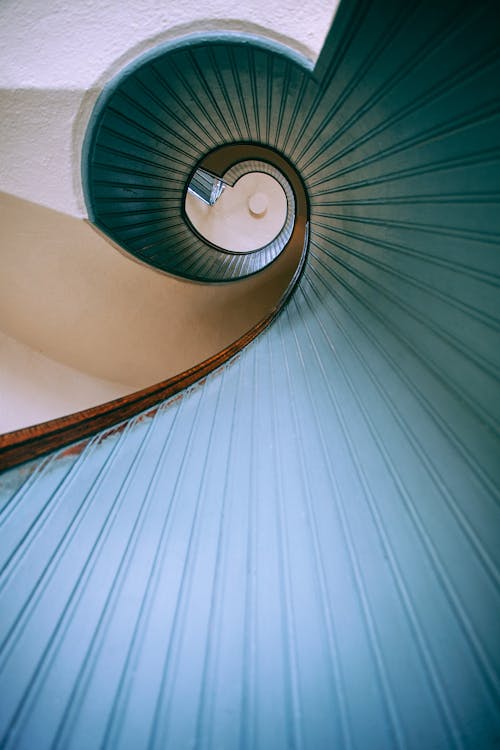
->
<box><xmin>0</xmin><ymin>0</ymin><xmax>339</xmax><ymax>217</ymax></box>
<box><xmin>0</xmin><ymin>0</ymin><xmax>334</xmax><ymax>430</ymax></box>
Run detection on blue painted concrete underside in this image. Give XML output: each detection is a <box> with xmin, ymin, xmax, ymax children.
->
<box><xmin>1</xmin><ymin>0</ymin><xmax>499</xmax><ymax>747</ymax></box>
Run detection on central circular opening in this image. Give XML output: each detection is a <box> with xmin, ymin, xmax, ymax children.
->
<box><xmin>185</xmin><ymin>171</ymin><xmax>287</xmax><ymax>253</ymax></box>
<box><xmin>248</xmin><ymin>192</ymin><xmax>269</xmax><ymax>217</ymax></box>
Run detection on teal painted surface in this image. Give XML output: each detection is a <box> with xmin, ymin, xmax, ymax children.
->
<box><xmin>2</xmin><ymin>0</ymin><xmax>500</xmax><ymax>747</ymax></box>
<box><xmin>83</xmin><ymin>33</ymin><xmax>312</xmax><ymax>281</ymax></box>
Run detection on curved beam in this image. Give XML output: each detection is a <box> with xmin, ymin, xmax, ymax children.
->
<box><xmin>0</xmin><ymin>221</ymin><xmax>308</xmax><ymax>471</ymax></box>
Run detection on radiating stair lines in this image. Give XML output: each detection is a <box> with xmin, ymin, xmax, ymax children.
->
<box><xmin>0</xmin><ymin>0</ymin><xmax>499</xmax><ymax>747</ymax></box>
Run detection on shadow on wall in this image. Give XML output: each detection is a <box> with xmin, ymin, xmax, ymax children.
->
<box><xmin>0</xmin><ymin>190</ymin><xmax>303</xmax><ymax>430</ymax></box>
<box><xmin>0</xmin><ymin>1</ymin><xmax>499</xmax><ymax>749</ymax></box>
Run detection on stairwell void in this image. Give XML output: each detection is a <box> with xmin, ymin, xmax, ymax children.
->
<box><xmin>0</xmin><ymin>1</ymin><xmax>499</xmax><ymax>748</ymax></box>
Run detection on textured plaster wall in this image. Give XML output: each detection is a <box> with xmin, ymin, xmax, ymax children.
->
<box><xmin>0</xmin><ymin>91</ymin><xmax>84</xmax><ymax>219</ymax></box>
<box><xmin>0</xmin><ymin>0</ymin><xmax>338</xmax><ymax>217</ymax></box>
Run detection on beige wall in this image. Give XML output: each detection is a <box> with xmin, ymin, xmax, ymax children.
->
<box><xmin>185</xmin><ymin>173</ymin><xmax>287</xmax><ymax>252</ymax></box>
<box><xmin>0</xmin><ymin>192</ymin><xmax>303</xmax><ymax>432</ymax></box>
<box><xmin>0</xmin><ymin>330</ymin><xmax>133</xmax><ymax>433</ymax></box>
<box><xmin>0</xmin><ymin>2</ymin><xmax>326</xmax><ymax>432</ymax></box>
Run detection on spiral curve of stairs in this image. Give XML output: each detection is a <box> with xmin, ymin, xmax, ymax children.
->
<box><xmin>0</xmin><ymin>1</ymin><xmax>499</xmax><ymax>748</ymax></box>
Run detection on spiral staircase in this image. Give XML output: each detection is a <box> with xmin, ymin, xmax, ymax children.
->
<box><xmin>0</xmin><ymin>0</ymin><xmax>499</xmax><ymax>747</ymax></box>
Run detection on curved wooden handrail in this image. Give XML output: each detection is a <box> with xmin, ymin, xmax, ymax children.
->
<box><xmin>0</xmin><ymin>221</ymin><xmax>308</xmax><ymax>472</ymax></box>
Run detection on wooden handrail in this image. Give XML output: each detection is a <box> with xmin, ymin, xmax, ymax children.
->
<box><xmin>0</xmin><ymin>222</ymin><xmax>308</xmax><ymax>472</ymax></box>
